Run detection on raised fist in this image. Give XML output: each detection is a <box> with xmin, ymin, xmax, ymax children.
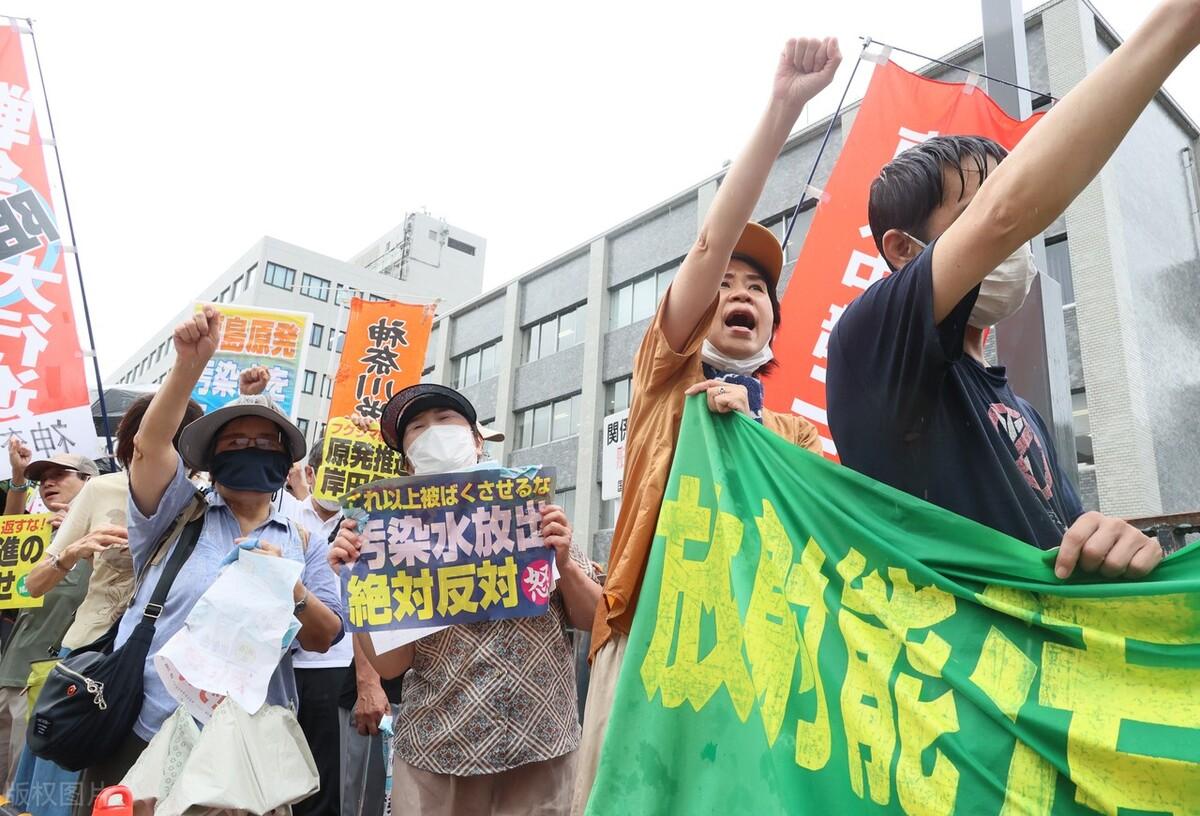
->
<box><xmin>173</xmin><ymin>306</ymin><xmax>223</xmax><ymax>367</ymax></box>
<box><xmin>773</xmin><ymin>37</ymin><xmax>842</xmax><ymax>113</ymax></box>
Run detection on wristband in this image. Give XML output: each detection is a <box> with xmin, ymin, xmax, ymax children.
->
<box><xmin>8</xmin><ymin>480</ymin><xmax>29</xmax><ymax>490</ymax></box>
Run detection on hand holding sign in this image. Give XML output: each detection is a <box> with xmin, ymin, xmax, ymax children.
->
<box><xmin>540</xmin><ymin>504</ymin><xmax>574</xmax><ymax>576</ymax></box>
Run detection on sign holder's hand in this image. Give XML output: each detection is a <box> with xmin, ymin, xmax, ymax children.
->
<box><xmin>329</xmin><ymin>518</ymin><xmax>363</xmax><ymax>573</ymax></box>
<box><xmin>1054</xmin><ymin>511</ymin><xmax>1164</xmax><ymax>580</ymax></box>
<box><xmin>540</xmin><ymin>504</ymin><xmax>575</xmax><ymax>575</ymax></box>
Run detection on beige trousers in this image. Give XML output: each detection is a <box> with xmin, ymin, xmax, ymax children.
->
<box><xmin>570</xmin><ymin>632</ymin><xmax>627</xmax><ymax>816</ymax></box>
<box><xmin>0</xmin><ymin>685</ymin><xmax>28</xmax><ymax>792</ymax></box>
<box><xmin>392</xmin><ymin>750</ymin><xmax>577</xmax><ymax>816</ymax></box>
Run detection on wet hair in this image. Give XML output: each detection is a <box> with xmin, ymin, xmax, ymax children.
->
<box><xmin>115</xmin><ymin>394</ymin><xmax>204</xmax><ymax>470</ymax></box>
<box><xmin>868</xmin><ymin>136</ymin><xmax>1008</xmax><ymax>269</ymax></box>
<box><xmin>728</xmin><ymin>253</ymin><xmax>782</xmax><ymax>378</ymax></box>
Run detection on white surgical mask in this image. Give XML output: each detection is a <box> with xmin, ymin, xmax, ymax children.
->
<box><xmin>406</xmin><ymin>425</ymin><xmax>479</xmax><ymax>475</ymax></box>
<box><xmin>968</xmin><ymin>242</ymin><xmax>1037</xmax><ymax>329</ymax></box>
<box><xmin>701</xmin><ymin>339</ymin><xmax>774</xmax><ymax>377</ymax></box>
<box><xmin>314</xmin><ymin>496</ymin><xmax>342</xmax><ymax>513</ymax></box>
<box><xmin>903</xmin><ymin>233</ymin><xmax>1037</xmax><ymax>329</ymax></box>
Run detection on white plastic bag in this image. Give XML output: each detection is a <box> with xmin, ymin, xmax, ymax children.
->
<box><xmin>122</xmin><ymin>699</ymin><xmax>319</xmax><ymax>816</ymax></box>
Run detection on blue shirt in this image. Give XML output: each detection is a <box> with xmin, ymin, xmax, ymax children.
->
<box><xmin>826</xmin><ymin>241</ymin><xmax>1083</xmax><ymax>551</ymax></box>
<box><xmin>116</xmin><ymin>456</ymin><xmax>344</xmax><ymax>741</ymax></box>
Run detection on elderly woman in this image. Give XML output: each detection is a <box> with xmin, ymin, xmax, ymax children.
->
<box><xmin>74</xmin><ymin>306</ymin><xmax>344</xmax><ymax>808</ymax></box>
<box><xmin>8</xmin><ymin>395</ymin><xmax>202</xmax><ymax>816</ymax></box>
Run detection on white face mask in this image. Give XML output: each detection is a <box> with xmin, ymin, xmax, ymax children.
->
<box><xmin>314</xmin><ymin>496</ymin><xmax>342</xmax><ymax>513</ymax></box>
<box><xmin>903</xmin><ymin>234</ymin><xmax>1037</xmax><ymax>329</ymax></box>
<box><xmin>701</xmin><ymin>339</ymin><xmax>774</xmax><ymax>377</ymax></box>
<box><xmin>406</xmin><ymin>424</ymin><xmax>479</xmax><ymax>475</ymax></box>
<box><xmin>968</xmin><ymin>242</ymin><xmax>1038</xmax><ymax>329</ymax></box>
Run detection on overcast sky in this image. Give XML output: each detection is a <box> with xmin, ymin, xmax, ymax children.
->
<box><xmin>6</xmin><ymin>0</ymin><xmax>1195</xmax><ymax>382</ymax></box>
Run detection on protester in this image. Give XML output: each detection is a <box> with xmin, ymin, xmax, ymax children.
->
<box><xmin>0</xmin><ymin>447</ymin><xmax>96</xmax><ymax>793</ymax></box>
<box><xmin>328</xmin><ymin>383</ymin><xmax>602</xmax><ymax>816</ymax></box>
<box><xmin>824</xmin><ymin>1</ymin><xmax>1200</xmax><ymax>580</ymax></box>
<box><xmin>291</xmin><ymin>436</ymin><xmax>389</xmax><ymax>816</ymax></box>
<box><xmin>7</xmin><ymin>395</ymin><xmax>203</xmax><ymax>816</ymax></box>
<box><xmin>75</xmin><ymin>306</ymin><xmax>344</xmax><ymax>807</ymax></box>
<box><xmin>572</xmin><ymin>36</ymin><xmax>838</xmax><ymax>812</ymax></box>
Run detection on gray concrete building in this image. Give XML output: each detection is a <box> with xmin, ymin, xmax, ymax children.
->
<box><xmin>109</xmin><ymin>214</ymin><xmax>486</xmax><ymax>449</ymax></box>
<box><xmin>417</xmin><ymin>0</ymin><xmax>1200</xmax><ymax>561</ymax></box>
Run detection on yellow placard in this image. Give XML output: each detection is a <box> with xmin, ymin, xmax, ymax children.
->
<box><xmin>314</xmin><ymin>417</ymin><xmax>404</xmax><ymax>502</ymax></box>
<box><xmin>0</xmin><ymin>513</ymin><xmax>50</xmax><ymax>608</ymax></box>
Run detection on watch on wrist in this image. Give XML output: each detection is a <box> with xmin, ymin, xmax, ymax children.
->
<box><xmin>46</xmin><ymin>553</ymin><xmax>73</xmax><ymax>574</ymax></box>
<box><xmin>293</xmin><ymin>590</ymin><xmax>309</xmax><ymax>616</ymax></box>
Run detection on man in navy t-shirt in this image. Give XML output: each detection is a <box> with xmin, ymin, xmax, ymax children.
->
<box><xmin>826</xmin><ymin>2</ymin><xmax>1200</xmax><ymax>579</ymax></box>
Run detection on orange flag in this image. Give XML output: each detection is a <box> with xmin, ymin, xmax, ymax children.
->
<box><xmin>328</xmin><ymin>299</ymin><xmax>436</xmax><ymax>420</ymax></box>
<box><xmin>763</xmin><ymin>60</ymin><xmax>1044</xmax><ymax>458</ymax></box>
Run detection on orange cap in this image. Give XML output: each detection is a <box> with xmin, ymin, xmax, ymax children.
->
<box><xmin>731</xmin><ymin>222</ymin><xmax>785</xmax><ymax>287</ymax></box>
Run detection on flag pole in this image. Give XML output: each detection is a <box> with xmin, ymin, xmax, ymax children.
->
<box><xmin>23</xmin><ymin>17</ymin><xmax>114</xmax><ymax>456</ymax></box>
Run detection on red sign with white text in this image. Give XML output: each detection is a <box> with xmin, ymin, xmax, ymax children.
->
<box><xmin>764</xmin><ymin>60</ymin><xmax>1044</xmax><ymax>457</ymax></box>
<box><xmin>0</xmin><ymin>25</ymin><xmax>96</xmax><ymax>477</ymax></box>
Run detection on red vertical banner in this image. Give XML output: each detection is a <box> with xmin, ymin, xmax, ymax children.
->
<box><xmin>0</xmin><ymin>25</ymin><xmax>97</xmax><ymax>478</ymax></box>
<box><xmin>328</xmin><ymin>299</ymin><xmax>436</xmax><ymax>421</ymax></box>
<box><xmin>764</xmin><ymin>61</ymin><xmax>1044</xmax><ymax>457</ymax></box>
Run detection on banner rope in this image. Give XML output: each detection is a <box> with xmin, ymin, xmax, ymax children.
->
<box><xmin>861</xmin><ymin>36</ymin><xmax>1057</xmax><ymax>102</ymax></box>
<box><xmin>24</xmin><ymin>18</ymin><xmax>116</xmax><ymax>456</ymax></box>
<box><xmin>778</xmin><ymin>43</ymin><xmax>868</xmax><ymax>261</ymax></box>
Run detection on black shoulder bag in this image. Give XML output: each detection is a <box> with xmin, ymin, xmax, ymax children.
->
<box><xmin>26</xmin><ymin>510</ymin><xmax>204</xmax><ymax>771</ymax></box>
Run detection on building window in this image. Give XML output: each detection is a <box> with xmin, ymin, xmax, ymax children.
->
<box><xmin>336</xmin><ymin>331</ymin><xmax>346</xmax><ymax>353</ymax></box>
<box><xmin>264</xmin><ymin>262</ymin><xmax>296</xmax><ymax>290</ymax></box>
<box><xmin>321</xmin><ymin>375</ymin><xmax>333</xmax><ymax>398</ymax></box>
<box><xmin>601</xmin><ymin>497</ymin><xmax>622</xmax><ymax>530</ymax></box>
<box><xmin>334</xmin><ymin>284</ymin><xmax>354</xmax><ymax>306</ymax></box>
<box><xmin>1073</xmin><ymin>389</ymin><xmax>1093</xmax><ymax>465</ymax></box>
<box><xmin>370</xmin><ymin>293</ymin><xmax>389</xmax><ymax>302</ymax></box>
<box><xmin>302</xmin><ymin>370</ymin><xmax>317</xmax><ymax>394</ymax></box>
<box><xmin>310</xmin><ymin>323</ymin><xmax>325</xmax><ymax>348</ymax></box>
<box><xmin>554</xmin><ymin>488</ymin><xmax>576</xmax><ymax>522</ymax></box>
<box><xmin>327</xmin><ymin>330</ymin><xmax>346</xmax><ymax>352</ymax></box>
<box><xmin>218</xmin><ymin>286</ymin><xmax>231</xmax><ymax>303</ymax></box>
<box><xmin>421</xmin><ymin>366</ymin><xmax>436</xmax><ymax>384</ymax></box>
<box><xmin>447</xmin><ymin>236</ymin><xmax>476</xmax><ymax>256</ymax></box>
<box><xmin>428</xmin><ymin>229</ymin><xmax>438</xmax><ymax>241</ymax></box>
<box><xmin>453</xmin><ymin>341</ymin><xmax>499</xmax><ymax>388</ymax></box>
<box><xmin>525</xmin><ymin>304</ymin><xmax>583</xmax><ymax>363</ymax></box>
<box><xmin>244</xmin><ymin>263</ymin><xmax>257</xmax><ymax>289</ymax></box>
<box><xmin>297</xmin><ymin>418</ymin><xmax>309</xmax><ymax>439</ymax></box>
<box><xmin>610</xmin><ymin>261</ymin><xmax>678</xmax><ymax>330</ymax></box>
<box><xmin>605</xmin><ymin>376</ymin><xmax>632</xmax><ymax>415</ymax></box>
<box><xmin>300</xmin><ymin>273</ymin><xmax>331</xmax><ymax>301</ymax></box>
<box><xmin>1045</xmin><ymin>234</ymin><xmax>1075</xmax><ymax>305</ymax></box>
<box><xmin>231</xmin><ymin>274</ymin><xmax>243</xmax><ymax>298</ymax></box>
<box><xmin>516</xmin><ymin>394</ymin><xmax>580</xmax><ymax>449</ymax></box>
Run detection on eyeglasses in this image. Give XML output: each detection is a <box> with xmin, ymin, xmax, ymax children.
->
<box><xmin>218</xmin><ymin>435</ymin><xmax>285</xmax><ymax>452</ymax></box>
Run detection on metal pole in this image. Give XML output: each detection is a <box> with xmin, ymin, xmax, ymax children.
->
<box><xmin>24</xmin><ymin>18</ymin><xmax>114</xmax><ymax>455</ymax></box>
<box><xmin>981</xmin><ymin>0</ymin><xmax>1079</xmax><ymax>487</ymax></box>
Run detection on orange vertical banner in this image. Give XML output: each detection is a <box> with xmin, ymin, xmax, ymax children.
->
<box><xmin>328</xmin><ymin>298</ymin><xmax>436</xmax><ymax>420</ymax></box>
<box><xmin>764</xmin><ymin>61</ymin><xmax>1043</xmax><ymax>458</ymax></box>
<box><xmin>0</xmin><ymin>25</ymin><xmax>98</xmax><ymax>478</ymax></box>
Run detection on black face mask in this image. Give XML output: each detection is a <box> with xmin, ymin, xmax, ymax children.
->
<box><xmin>209</xmin><ymin>449</ymin><xmax>290</xmax><ymax>493</ymax></box>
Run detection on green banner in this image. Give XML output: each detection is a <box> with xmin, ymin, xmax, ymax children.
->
<box><xmin>587</xmin><ymin>397</ymin><xmax>1200</xmax><ymax>815</ymax></box>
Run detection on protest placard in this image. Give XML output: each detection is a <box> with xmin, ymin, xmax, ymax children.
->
<box><xmin>328</xmin><ymin>298</ymin><xmax>435</xmax><ymax>421</ymax></box>
<box><xmin>340</xmin><ymin>467</ymin><xmax>556</xmax><ymax>633</ymax></box>
<box><xmin>588</xmin><ymin>398</ymin><xmax>1200</xmax><ymax>815</ymax></box>
<box><xmin>0</xmin><ymin>26</ymin><xmax>100</xmax><ymax>478</ymax></box>
<box><xmin>191</xmin><ymin>303</ymin><xmax>311</xmax><ymax>419</ymax></box>
<box><xmin>0</xmin><ymin>513</ymin><xmax>49</xmax><ymax>608</ymax></box>
<box><xmin>313</xmin><ymin>417</ymin><xmax>400</xmax><ymax>502</ymax></box>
